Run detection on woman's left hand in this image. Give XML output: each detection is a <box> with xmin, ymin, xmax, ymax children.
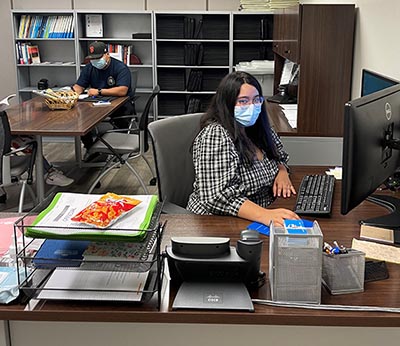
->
<box><xmin>273</xmin><ymin>165</ymin><xmax>296</xmax><ymax>198</ymax></box>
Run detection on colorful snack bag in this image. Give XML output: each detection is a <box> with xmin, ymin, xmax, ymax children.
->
<box><xmin>71</xmin><ymin>193</ymin><xmax>141</xmax><ymax>228</ymax></box>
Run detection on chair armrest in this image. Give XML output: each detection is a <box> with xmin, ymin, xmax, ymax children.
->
<box><xmin>9</xmin><ymin>139</ymin><xmax>37</xmax><ymax>156</ymax></box>
<box><xmin>8</xmin><ymin>140</ymin><xmax>37</xmax><ymax>185</ymax></box>
<box><xmin>161</xmin><ymin>201</ymin><xmax>193</xmax><ymax>214</ymax></box>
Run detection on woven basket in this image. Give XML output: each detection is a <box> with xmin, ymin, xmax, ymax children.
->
<box><xmin>44</xmin><ymin>90</ymin><xmax>79</xmax><ymax>110</ymax></box>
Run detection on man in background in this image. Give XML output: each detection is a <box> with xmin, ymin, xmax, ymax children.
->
<box><xmin>72</xmin><ymin>41</ymin><xmax>135</xmax><ymax>152</ymax></box>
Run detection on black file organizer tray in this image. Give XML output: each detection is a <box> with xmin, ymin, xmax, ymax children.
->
<box><xmin>14</xmin><ymin>198</ymin><xmax>165</xmax><ymax>309</ymax></box>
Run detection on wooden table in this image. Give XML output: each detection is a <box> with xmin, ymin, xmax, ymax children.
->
<box><xmin>7</xmin><ymin>96</ymin><xmax>128</xmax><ymax>202</ymax></box>
<box><xmin>266</xmin><ymin>101</ymin><xmax>296</xmax><ymax>134</ymax></box>
<box><xmin>1</xmin><ymin>166</ymin><xmax>399</xmax><ymax>346</ymax></box>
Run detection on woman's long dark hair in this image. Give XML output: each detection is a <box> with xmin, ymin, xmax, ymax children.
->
<box><xmin>200</xmin><ymin>71</ymin><xmax>279</xmax><ymax>164</ymax></box>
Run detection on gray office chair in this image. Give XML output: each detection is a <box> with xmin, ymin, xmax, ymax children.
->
<box><xmin>0</xmin><ymin>110</ymin><xmax>37</xmax><ymax>212</ymax></box>
<box><xmin>148</xmin><ymin>112</ymin><xmax>203</xmax><ymax>213</ymax></box>
<box><xmin>87</xmin><ymin>85</ymin><xmax>160</xmax><ymax>194</ymax></box>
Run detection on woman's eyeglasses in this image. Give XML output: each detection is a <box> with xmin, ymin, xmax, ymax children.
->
<box><xmin>236</xmin><ymin>96</ymin><xmax>264</xmax><ymax>106</ymax></box>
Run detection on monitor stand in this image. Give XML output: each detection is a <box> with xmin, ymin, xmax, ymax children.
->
<box><xmin>172</xmin><ymin>281</ymin><xmax>254</xmax><ymax>312</ymax></box>
<box><xmin>363</xmin><ymin>194</ymin><xmax>400</xmax><ymax>244</ymax></box>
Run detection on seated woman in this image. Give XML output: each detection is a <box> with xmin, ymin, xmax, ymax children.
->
<box><xmin>187</xmin><ymin>71</ymin><xmax>299</xmax><ymax>226</ymax></box>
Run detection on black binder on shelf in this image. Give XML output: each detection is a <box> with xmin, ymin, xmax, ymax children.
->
<box><xmin>202</xmin><ymin>15</ymin><xmax>229</xmax><ymax>40</ymax></box>
<box><xmin>156</xmin><ymin>15</ymin><xmax>184</xmax><ymax>39</ymax></box>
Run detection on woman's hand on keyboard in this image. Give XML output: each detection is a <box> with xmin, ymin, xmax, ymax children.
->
<box><xmin>273</xmin><ymin>166</ymin><xmax>297</xmax><ymax>198</ymax></box>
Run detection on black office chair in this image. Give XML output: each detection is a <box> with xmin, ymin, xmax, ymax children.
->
<box><xmin>94</xmin><ymin>69</ymin><xmax>139</xmax><ymax>134</ymax></box>
<box><xmin>87</xmin><ymin>85</ymin><xmax>160</xmax><ymax>194</ymax></box>
<box><xmin>0</xmin><ymin>110</ymin><xmax>37</xmax><ymax>212</ymax></box>
<box><xmin>148</xmin><ymin>112</ymin><xmax>203</xmax><ymax>213</ymax></box>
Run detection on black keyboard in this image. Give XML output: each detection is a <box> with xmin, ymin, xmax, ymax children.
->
<box><xmin>294</xmin><ymin>174</ymin><xmax>335</xmax><ymax>215</ymax></box>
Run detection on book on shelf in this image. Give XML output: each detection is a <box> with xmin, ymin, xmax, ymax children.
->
<box><xmin>15</xmin><ymin>42</ymin><xmax>41</xmax><ymax>64</ymax></box>
<box><xmin>17</xmin><ymin>14</ymin><xmax>74</xmax><ymax>39</ymax></box>
<box><xmin>25</xmin><ymin>192</ymin><xmax>159</xmax><ymax>241</ymax></box>
<box><xmin>28</xmin><ymin>45</ymin><xmax>41</xmax><ymax>64</ymax></box>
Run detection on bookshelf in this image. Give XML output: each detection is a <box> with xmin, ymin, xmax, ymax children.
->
<box><xmin>154</xmin><ymin>12</ymin><xmax>231</xmax><ymax>117</ymax></box>
<box><xmin>232</xmin><ymin>12</ymin><xmax>274</xmax><ymax>65</ymax></box>
<box><xmin>12</xmin><ymin>10</ymin><xmax>76</xmax><ymax>102</ymax></box>
<box><xmin>11</xmin><ymin>8</ymin><xmax>355</xmax><ymax>136</ymax></box>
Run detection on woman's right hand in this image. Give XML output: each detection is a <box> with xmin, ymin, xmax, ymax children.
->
<box><xmin>261</xmin><ymin>208</ymin><xmax>300</xmax><ymax>227</ymax></box>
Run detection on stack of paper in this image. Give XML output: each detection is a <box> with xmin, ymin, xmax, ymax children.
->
<box><xmin>239</xmin><ymin>0</ymin><xmax>272</xmax><ymax>11</ymax></box>
<box><xmin>37</xmin><ymin>268</ymin><xmax>149</xmax><ymax>302</ymax></box>
<box><xmin>239</xmin><ymin>0</ymin><xmax>299</xmax><ymax>11</ymax></box>
<box><xmin>280</xmin><ymin>104</ymin><xmax>297</xmax><ymax>129</ymax></box>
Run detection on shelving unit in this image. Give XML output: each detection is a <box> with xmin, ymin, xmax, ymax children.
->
<box><xmin>12</xmin><ymin>10</ymin><xmax>277</xmax><ymax>120</ymax></box>
<box><xmin>154</xmin><ymin>12</ymin><xmax>231</xmax><ymax>117</ymax></box>
<box><xmin>12</xmin><ymin>10</ymin><xmax>76</xmax><ymax>102</ymax></box>
<box><xmin>11</xmin><ymin>8</ymin><xmax>355</xmax><ymax>135</ymax></box>
<box><xmin>232</xmin><ymin>12</ymin><xmax>274</xmax><ymax>66</ymax></box>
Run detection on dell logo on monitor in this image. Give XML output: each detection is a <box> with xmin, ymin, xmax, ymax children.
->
<box><xmin>385</xmin><ymin>102</ymin><xmax>392</xmax><ymax>120</ymax></box>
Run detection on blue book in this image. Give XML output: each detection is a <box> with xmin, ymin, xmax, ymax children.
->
<box><xmin>33</xmin><ymin>239</ymin><xmax>90</xmax><ymax>268</ymax></box>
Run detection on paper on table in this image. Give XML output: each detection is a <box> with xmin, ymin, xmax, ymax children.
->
<box><xmin>37</xmin><ymin>268</ymin><xmax>148</xmax><ymax>301</ymax></box>
<box><xmin>280</xmin><ymin>104</ymin><xmax>297</xmax><ymax>128</ymax></box>
<box><xmin>26</xmin><ymin>193</ymin><xmax>158</xmax><ymax>240</ymax></box>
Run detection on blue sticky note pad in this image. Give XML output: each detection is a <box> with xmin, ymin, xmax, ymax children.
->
<box><xmin>247</xmin><ymin>222</ymin><xmax>270</xmax><ymax>236</ymax></box>
<box><xmin>247</xmin><ymin>219</ymin><xmax>313</xmax><ymax>237</ymax></box>
<box><xmin>284</xmin><ymin>219</ymin><xmax>313</xmax><ymax>234</ymax></box>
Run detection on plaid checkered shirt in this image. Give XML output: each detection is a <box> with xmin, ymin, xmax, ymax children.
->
<box><xmin>187</xmin><ymin>122</ymin><xmax>289</xmax><ymax>215</ymax></box>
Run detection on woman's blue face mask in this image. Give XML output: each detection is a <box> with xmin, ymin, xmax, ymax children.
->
<box><xmin>91</xmin><ymin>57</ymin><xmax>107</xmax><ymax>70</ymax></box>
<box><xmin>234</xmin><ymin>104</ymin><xmax>262</xmax><ymax>127</ymax></box>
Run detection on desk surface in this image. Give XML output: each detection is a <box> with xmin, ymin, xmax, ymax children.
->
<box><xmin>1</xmin><ymin>166</ymin><xmax>399</xmax><ymax>327</ymax></box>
<box><xmin>266</xmin><ymin>102</ymin><xmax>296</xmax><ymax>134</ymax></box>
<box><xmin>7</xmin><ymin>96</ymin><xmax>128</xmax><ymax>136</ymax></box>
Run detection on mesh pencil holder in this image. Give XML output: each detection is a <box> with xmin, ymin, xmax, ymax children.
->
<box><xmin>322</xmin><ymin>249</ymin><xmax>365</xmax><ymax>295</ymax></box>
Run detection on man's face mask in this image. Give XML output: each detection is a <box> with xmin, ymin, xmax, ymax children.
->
<box><xmin>91</xmin><ymin>57</ymin><xmax>107</xmax><ymax>70</ymax></box>
<box><xmin>234</xmin><ymin>104</ymin><xmax>262</xmax><ymax>127</ymax></box>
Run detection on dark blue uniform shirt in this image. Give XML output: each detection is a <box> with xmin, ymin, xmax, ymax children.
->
<box><xmin>76</xmin><ymin>57</ymin><xmax>133</xmax><ymax>98</ymax></box>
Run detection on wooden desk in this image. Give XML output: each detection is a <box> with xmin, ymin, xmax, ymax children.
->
<box><xmin>0</xmin><ymin>167</ymin><xmax>399</xmax><ymax>346</ymax></box>
<box><xmin>266</xmin><ymin>101</ymin><xmax>296</xmax><ymax>134</ymax></box>
<box><xmin>7</xmin><ymin>97</ymin><xmax>128</xmax><ymax>201</ymax></box>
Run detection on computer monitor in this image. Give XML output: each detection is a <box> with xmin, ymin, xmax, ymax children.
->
<box><xmin>361</xmin><ymin>69</ymin><xmax>399</xmax><ymax>97</ymax></box>
<box><xmin>341</xmin><ymin>84</ymin><xmax>400</xmax><ymax>239</ymax></box>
